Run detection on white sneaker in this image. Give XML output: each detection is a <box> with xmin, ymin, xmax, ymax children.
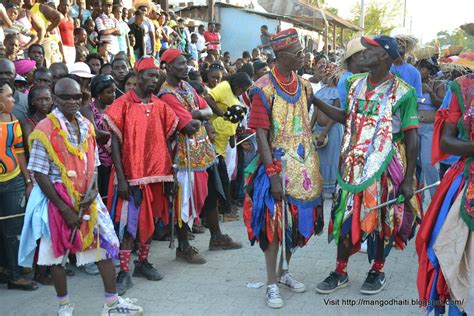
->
<box><xmin>266</xmin><ymin>284</ymin><xmax>284</xmax><ymax>309</ymax></box>
<box><xmin>279</xmin><ymin>272</ymin><xmax>306</xmax><ymax>293</ymax></box>
<box><xmin>58</xmin><ymin>304</ymin><xmax>74</xmax><ymax>316</ymax></box>
<box><xmin>100</xmin><ymin>297</ymin><xmax>144</xmax><ymax>316</ymax></box>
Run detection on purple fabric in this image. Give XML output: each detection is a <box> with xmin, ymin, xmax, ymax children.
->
<box><xmin>387</xmin><ymin>156</ymin><xmax>413</xmax><ymax>241</ymax></box>
<box><xmin>126</xmin><ymin>200</ymin><xmax>140</xmax><ymax>239</ymax></box>
<box><xmin>99</xmin><ymin>234</ymin><xmax>119</xmax><ymax>260</ymax></box>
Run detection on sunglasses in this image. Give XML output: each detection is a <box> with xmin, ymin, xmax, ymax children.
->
<box><xmin>209</xmin><ymin>63</ymin><xmax>224</xmax><ymax>70</ymax></box>
<box><xmin>56</xmin><ymin>94</ymin><xmax>82</xmax><ymax>101</ymax></box>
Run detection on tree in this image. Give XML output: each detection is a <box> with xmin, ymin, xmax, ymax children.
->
<box><xmin>428</xmin><ymin>29</ymin><xmax>474</xmax><ymax>52</ymax></box>
<box><xmin>351</xmin><ymin>0</ymin><xmax>401</xmax><ymax>36</ymax></box>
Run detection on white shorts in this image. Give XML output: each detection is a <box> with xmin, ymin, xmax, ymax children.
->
<box><xmin>37</xmin><ymin>237</ymin><xmax>108</xmax><ymax>267</ymax></box>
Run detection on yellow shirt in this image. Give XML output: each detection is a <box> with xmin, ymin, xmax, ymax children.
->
<box><xmin>212</xmin><ymin>117</ymin><xmax>237</xmax><ymax>157</ymax></box>
<box><xmin>209</xmin><ymin>81</ymin><xmax>240</xmax><ymax>123</ymax></box>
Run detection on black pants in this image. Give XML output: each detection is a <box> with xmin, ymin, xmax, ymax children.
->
<box><xmin>98</xmin><ymin>165</ymin><xmax>111</xmax><ymax>204</ymax></box>
<box><xmin>202</xmin><ymin>162</ymin><xmax>226</xmax><ymax>217</ymax></box>
<box><xmin>231</xmin><ymin>145</ymin><xmax>245</xmax><ymax>203</ymax></box>
<box><xmin>0</xmin><ymin>175</ymin><xmax>25</xmax><ymax>280</ymax></box>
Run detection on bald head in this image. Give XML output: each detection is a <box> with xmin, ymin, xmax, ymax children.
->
<box><xmin>0</xmin><ymin>58</ymin><xmax>16</xmax><ymax>84</ymax></box>
<box><xmin>54</xmin><ymin>77</ymin><xmax>81</xmax><ymax>95</ymax></box>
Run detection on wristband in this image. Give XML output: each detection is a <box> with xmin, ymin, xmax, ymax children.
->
<box><xmin>265</xmin><ymin>160</ymin><xmax>282</xmax><ymax>177</ymax></box>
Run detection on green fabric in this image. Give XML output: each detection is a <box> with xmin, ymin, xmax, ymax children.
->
<box><xmin>392</xmin><ymin>87</ymin><xmax>419</xmax><ymax>142</ymax></box>
<box><xmin>460</xmin><ymin>166</ymin><xmax>474</xmax><ymax>231</ymax></box>
<box><xmin>332</xmin><ymin>190</ymin><xmax>349</xmax><ymax>243</ymax></box>
<box><xmin>451</xmin><ymin>80</ymin><xmax>469</xmax><ymax>141</ymax></box>
<box><xmin>244</xmin><ymin>155</ymin><xmax>260</xmax><ymax>180</ymax></box>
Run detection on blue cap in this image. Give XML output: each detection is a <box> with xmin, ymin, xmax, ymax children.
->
<box><xmin>363</xmin><ymin>35</ymin><xmax>401</xmax><ymax>61</ymax></box>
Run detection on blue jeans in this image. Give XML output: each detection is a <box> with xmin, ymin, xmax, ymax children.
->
<box><xmin>0</xmin><ymin>175</ymin><xmax>25</xmax><ymax>280</ymax></box>
<box><xmin>418</xmin><ymin>122</ymin><xmax>439</xmax><ymax>198</ymax></box>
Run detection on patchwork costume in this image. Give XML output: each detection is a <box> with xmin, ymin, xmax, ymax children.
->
<box><xmin>329</xmin><ymin>73</ymin><xmax>421</xmax><ymax>258</ymax></box>
<box><xmin>244</xmin><ymin>65</ymin><xmax>324</xmax><ymax>250</ymax></box>
<box><xmin>158</xmin><ymin>80</ymin><xmax>217</xmax><ymax>226</ymax></box>
<box><xmin>19</xmin><ymin>108</ymin><xmax>119</xmax><ymax>267</ymax></box>
<box><xmin>416</xmin><ymin>73</ymin><xmax>474</xmax><ymax>314</ymax></box>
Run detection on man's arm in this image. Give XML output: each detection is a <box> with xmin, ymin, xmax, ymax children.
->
<box><xmin>313</xmin><ymin>97</ymin><xmax>346</xmax><ymax>125</ymax></box>
<box><xmin>204</xmin><ymin>96</ymin><xmax>225</xmax><ymax>117</ymax></box>
<box><xmin>441</xmin><ymin>123</ymin><xmax>474</xmax><ymax>157</ymax></box>
<box><xmin>399</xmin><ymin>128</ymin><xmax>418</xmax><ymax>200</ymax></box>
<box><xmin>256</xmin><ymin>128</ymin><xmax>283</xmax><ymax>201</ymax></box>
<box><xmin>111</xmin><ymin>134</ymin><xmax>129</xmax><ymax>200</ymax></box>
<box><xmin>40</xmin><ymin>4</ymin><xmax>62</xmax><ymax>33</ymax></box>
<box><xmin>35</xmin><ymin>172</ymin><xmax>81</xmax><ymax>228</ymax></box>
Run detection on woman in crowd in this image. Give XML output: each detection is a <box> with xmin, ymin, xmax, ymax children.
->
<box><xmin>20</xmin><ymin>85</ymin><xmax>53</xmax><ymax>285</ymax></box>
<box><xmin>415</xmin><ymin>58</ymin><xmax>445</xmax><ymax>198</ymax></box>
<box><xmin>0</xmin><ymin>79</ymin><xmax>37</xmax><ymax>291</ymax></box>
<box><xmin>80</xmin><ymin>74</ymin><xmax>116</xmax><ymax>203</ymax></box>
<box><xmin>206</xmin><ymin>72</ymin><xmax>253</xmax><ymax>221</ymax></box>
<box><xmin>57</xmin><ymin>0</ymin><xmax>75</xmax><ymax>66</ymax></box>
<box><xmin>203</xmin><ymin>63</ymin><xmax>224</xmax><ymax>89</ymax></box>
<box><xmin>123</xmin><ymin>72</ymin><xmax>136</xmax><ymax>93</ymax></box>
<box><xmin>311</xmin><ymin>64</ymin><xmax>343</xmax><ymax>198</ymax></box>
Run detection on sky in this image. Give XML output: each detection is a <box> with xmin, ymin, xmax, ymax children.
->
<box><xmin>324</xmin><ymin>0</ymin><xmax>473</xmax><ymax>43</ymax></box>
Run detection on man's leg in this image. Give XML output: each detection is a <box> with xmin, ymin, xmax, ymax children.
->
<box><xmin>133</xmin><ymin>238</ymin><xmax>163</xmax><ymax>281</ymax></box>
<box><xmin>116</xmin><ymin>234</ymin><xmax>134</xmax><ymax>295</ymax></box>
<box><xmin>264</xmin><ymin>226</ymin><xmax>284</xmax><ymax>308</ymax></box>
<box><xmin>315</xmin><ymin>235</ymin><xmax>351</xmax><ymax>294</ymax></box>
<box><xmin>360</xmin><ymin>234</ymin><xmax>387</xmax><ymax>295</ymax></box>
<box><xmin>50</xmin><ymin>265</ymin><xmax>72</xmax><ymax>313</ymax></box>
<box><xmin>175</xmin><ymin>224</ymin><xmax>206</xmax><ymax>264</ymax></box>
<box><xmin>205</xmin><ymin>166</ymin><xmax>242</xmax><ymax>250</ymax></box>
<box><xmin>97</xmin><ymin>259</ymin><xmax>144</xmax><ymax>315</ymax></box>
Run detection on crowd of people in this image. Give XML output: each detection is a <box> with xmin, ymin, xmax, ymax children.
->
<box><xmin>0</xmin><ymin>0</ymin><xmax>473</xmax><ymax>315</ymax></box>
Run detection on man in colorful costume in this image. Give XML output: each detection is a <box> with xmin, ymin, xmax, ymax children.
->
<box><xmin>314</xmin><ymin>35</ymin><xmax>420</xmax><ymax>295</ymax></box>
<box><xmin>243</xmin><ymin>28</ymin><xmax>324</xmax><ymax>309</ymax></box>
<box><xmin>18</xmin><ymin>78</ymin><xmax>143</xmax><ymax>315</ymax></box>
<box><xmin>159</xmin><ymin>49</ymin><xmax>242</xmax><ymax>264</ymax></box>
<box><xmin>416</xmin><ymin>59</ymin><xmax>474</xmax><ymax>314</ymax></box>
<box><xmin>104</xmin><ymin>57</ymin><xmax>179</xmax><ymax>295</ymax></box>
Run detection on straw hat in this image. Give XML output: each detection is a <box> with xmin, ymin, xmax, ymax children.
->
<box><xmin>341</xmin><ymin>37</ymin><xmax>365</xmax><ymax>65</ymax></box>
<box><xmin>414</xmin><ymin>46</ymin><xmax>436</xmax><ymax>60</ymax></box>
<box><xmin>133</xmin><ymin>0</ymin><xmax>152</xmax><ymax>11</ymax></box>
<box><xmin>186</xmin><ymin>20</ymin><xmax>199</xmax><ymax>28</ymax></box>
<box><xmin>395</xmin><ymin>35</ymin><xmax>418</xmax><ymax>54</ymax></box>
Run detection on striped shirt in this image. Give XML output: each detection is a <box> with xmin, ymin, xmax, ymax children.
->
<box><xmin>28</xmin><ymin>108</ymin><xmax>100</xmax><ymax>183</ymax></box>
<box><xmin>95</xmin><ymin>13</ymin><xmax>119</xmax><ymax>55</ymax></box>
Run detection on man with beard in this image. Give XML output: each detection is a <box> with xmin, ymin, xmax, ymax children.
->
<box><xmin>104</xmin><ymin>57</ymin><xmax>179</xmax><ymax>295</ymax></box>
<box><xmin>158</xmin><ymin>49</ymin><xmax>242</xmax><ymax>265</ymax></box>
<box><xmin>111</xmin><ymin>58</ymin><xmax>129</xmax><ymax>97</ymax></box>
<box><xmin>315</xmin><ymin>35</ymin><xmax>420</xmax><ymax>296</ymax></box>
<box><xmin>244</xmin><ymin>28</ymin><xmax>324</xmax><ymax>308</ymax></box>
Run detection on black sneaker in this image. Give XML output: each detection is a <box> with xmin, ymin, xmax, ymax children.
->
<box><xmin>133</xmin><ymin>260</ymin><xmax>163</xmax><ymax>281</ymax></box>
<box><xmin>315</xmin><ymin>271</ymin><xmax>349</xmax><ymax>294</ymax></box>
<box><xmin>116</xmin><ymin>271</ymin><xmax>133</xmax><ymax>296</ymax></box>
<box><xmin>360</xmin><ymin>270</ymin><xmax>386</xmax><ymax>295</ymax></box>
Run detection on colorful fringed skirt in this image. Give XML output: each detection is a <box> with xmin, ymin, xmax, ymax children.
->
<box><xmin>416</xmin><ymin>160</ymin><xmax>473</xmax><ymax>314</ymax></box>
<box><xmin>243</xmin><ymin>159</ymin><xmax>323</xmax><ymax>251</ymax></box>
<box><xmin>329</xmin><ymin>143</ymin><xmax>421</xmax><ymax>259</ymax></box>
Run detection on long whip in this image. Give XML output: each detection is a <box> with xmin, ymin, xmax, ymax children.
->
<box><xmin>281</xmin><ymin>158</ymin><xmax>288</xmax><ymax>272</ymax></box>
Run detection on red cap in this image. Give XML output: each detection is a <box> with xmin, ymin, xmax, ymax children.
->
<box><xmin>362</xmin><ymin>36</ymin><xmax>380</xmax><ymax>47</ymax></box>
<box><xmin>161</xmin><ymin>49</ymin><xmax>185</xmax><ymax>64</ymax></box>
<box><xmin>134</xmin><ymin>56</ymin><xmax>160</xmax><ymax>72</ymax></box>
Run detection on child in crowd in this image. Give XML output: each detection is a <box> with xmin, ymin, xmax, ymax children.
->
<box><xmin>74</xmin><ymin>27</ymin><xmax>89</xmax><ymax>62</ymax></box>
<box><xmin>84</xmin><ymin>18</ymin><xmax>98</xmax><ymax>53</ymax></box>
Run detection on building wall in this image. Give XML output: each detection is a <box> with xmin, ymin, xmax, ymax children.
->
<box><xmin>218</xmin><ymin>7</ymin><xmax>281</xmax><ymax>58</ymax></box>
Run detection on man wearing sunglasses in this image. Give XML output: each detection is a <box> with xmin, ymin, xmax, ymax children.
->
<box><xmin>19</xmin><ymin>78</ymin><xmax>143</xmax><ymax>315</ymax></box>
<box><xmin>105</xmin><ymin>56</ymin><xmax>179</xmax><ymax>295</ymax></box>
<box><xmin>245</xmin><ymin>28</ymin><xmax>323</xmax><ymax>309</ymax></box>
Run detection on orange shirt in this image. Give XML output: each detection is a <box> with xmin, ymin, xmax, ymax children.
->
<box><xmin>0</xmin><ymin>119</ymin><xmax>24</xmax><ymax>182</ymax></box>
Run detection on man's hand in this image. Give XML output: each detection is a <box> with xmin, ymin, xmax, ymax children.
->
<box><xmin>25</xmin><ymin>183</ymin><xmax>33</xmax><ymax>200</ymax></box>
<box><xmin>79</xmin><ymin>187</ymin><xmax>98</xmax><ymax>211</ymax></box>
<box><xmin>164</xmin><ymin>182</ymin><xmax>178</xmax><ymax>197</ymax></box>
<box><xmin>270</xmin><ymin>175</ymin><xmax>284</xmax><ymax>201</ymax></box>
<box><xmin>422</xmin><ymin>83</ymin><xmax>433</xmax><ymax>94</ymax></box>
<box><xmin>191</xmin><ymin>109</ymin><xmax>202</xmax><ymax>120</ymax></box>
<box><xmin>117</xmin><ymin>178</ymin><xmax>130</xmax><ymax>200</ymax></box>
<box><xmin>183</xmin><ymin>120</ymin><xmax>201</xmax><ymax>136</ymax></box>
<box><xmin>399</xmin><ymin>178</ymin><xmax>414</xmax><ymax>201</ymax></box>
<box><xmin>60</xmin><ymin>206</ymin><xmax>82</xmax><ymax>228</ymax></box>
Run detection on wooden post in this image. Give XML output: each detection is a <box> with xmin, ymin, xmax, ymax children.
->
<box><xmin>332</xmin><ymin>22</ymin><xmax>336</xmax><ymax>50</ymax></box>
<box><xmin>340</xmin><ymin>27</ymin><xmax>344</xmax><ymax>47</ymax></box>
<box><xmin>207</xmin><ymin>0</ymin><xmax>214</xmax><ymax>22</ymax></box>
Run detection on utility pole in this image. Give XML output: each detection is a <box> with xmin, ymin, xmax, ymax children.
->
<box><xmin>208</xmin><ymin>0</ymin><xmax>215</xmax><ymax>22</ymax></box>
<box><xmin>160</xmin><ymin>0</ymin><xmax>168</xmax><ymax>11</ymax></box>
<box><xmin>403</xmin><ymin>0</ymin><xmax>407</xmax><ymax>27</ymax></box>
<box><xmin>359</xmin><ymin>0</ymin><xmax>365</xmax><ymax>35</ymax></box>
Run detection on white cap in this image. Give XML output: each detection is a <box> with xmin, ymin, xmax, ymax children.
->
<box><xmin>69</xmin><ymin>62</ymin><xmax>95</xmax><ymax>78</ymax></box>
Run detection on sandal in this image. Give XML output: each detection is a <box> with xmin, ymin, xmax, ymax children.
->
<box><xmin>7</xmin><ymin>279</ymin><xmax>39</xmax><ymax>291</ymax></box>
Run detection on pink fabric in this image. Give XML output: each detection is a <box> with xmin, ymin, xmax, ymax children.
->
<box><xmin>48</xmin><ymin>183</ymin><xmax>82</xmax><ymax>258</ymax></box>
